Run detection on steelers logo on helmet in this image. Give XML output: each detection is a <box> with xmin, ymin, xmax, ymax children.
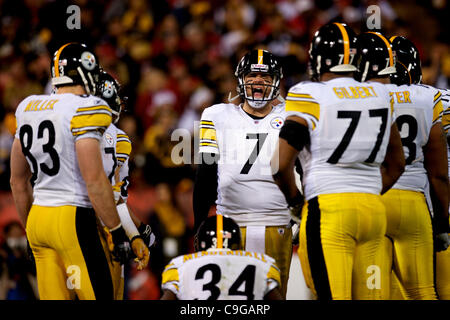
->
<box><xmin>80</xmin><ymin>51</ymin><xmax>96</xmax><ymax>71</ymax></box>
<box><xmin>102</xmin><ymin>80</ymin><xmax>115</xmax><ymax>99</ymax></box>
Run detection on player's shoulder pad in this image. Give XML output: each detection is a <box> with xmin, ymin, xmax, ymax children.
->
<box><xmin>201</xmin><ymin>103</ymin><xmax>237</xmax><ymax>120</ymax></box>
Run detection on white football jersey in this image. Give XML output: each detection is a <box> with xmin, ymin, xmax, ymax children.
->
<box><xmin>285</xmin><ymin>78</ymin><xmax>394</xmax><ymax>200</ymax></box>
<box><xmin>198</xmin><ymin>103</ymin><xmax>290</xmax><ymax>226</ymax></box>
<box><xmin>440</xmin><ymin>89</ymin><xmax>450</xmax><ymax>179</ymax></box>
<box><xmin>386</xmin><ymin>84</ymin><xmax>443</xmax><ymax>192</ymax></box>
<box><xmin>14</xmin><ymin>93</ymin><xmax>111</xmax><ymax>207</ymax></box>
<box><xmin>100</xmin><ymin>124</ymin><xmax>132</xmax><ymax>202</ymax></box>
<box><xmin>161</xmin><ymin>249</ymin><xmax>280</xmax><ymax>300</ymax></box>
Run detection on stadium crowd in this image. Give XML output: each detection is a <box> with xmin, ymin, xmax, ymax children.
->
<box><xmin>0</xmin><ymin>0</ymin><xmax>449</xmax><ymax>299</ymax></box>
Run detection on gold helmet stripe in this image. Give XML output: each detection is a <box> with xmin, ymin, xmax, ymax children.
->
<box><xmin>53</xmin><ymin>42</ymin><xmax>75</xmax><ymax>77</ymax></box>
<box><xmin>334</xmin><ymin>23</ymin><xmax>350</xmax><ymax>64</ymax></box>
<box><xmin>216</xmin><ymin>214</ymin><xmax>223</xmax><ymax>249</ymax></box>
<box><xmin>368</xmin><ymin>32</ymin><xmax>394</xmax><ymax>66</ymax></box>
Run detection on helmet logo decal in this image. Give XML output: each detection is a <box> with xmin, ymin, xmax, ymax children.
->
<box><xmin>80</xmin><ymin>51</ymin><xmax>96</xmax><ymax>70</ymax></box>
<box><xmin>102</xmin><ymin>80</ymin><xmax>115</xmax><ymax>98</ymax></box>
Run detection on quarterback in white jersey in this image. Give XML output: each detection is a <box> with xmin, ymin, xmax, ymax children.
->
<box><xmin>161</xmin><ymin>215</ymin><xmax>282</xmax><ymax>300</ymax></box>
<box><xmin>194</xmin><ymin>49</ymin><xmax>295</xmax><ymax>297</ymax></box>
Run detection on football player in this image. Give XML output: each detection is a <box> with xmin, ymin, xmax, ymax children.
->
<box><xmin>438</xmin><ymin>87</ymin><xmax>450</xmax><ymax>299</ymax></box>
<box><xmin>10</xmin><ymin>42</ymin><xmax>146</xmax><ymax>299</ymax></box>
<box><xmin>272</xmin><ymin>23</ymin><xmax>405</xmax><ymax>300</ymax></box>
<box><xmin>356</xmin><ymin>32</ymin><xmax>448</xmax><ymax>299</ymax></box>
<box><xmin>96</xmin><ymin>71</ymin><xmax>154</xmax><ymax>299</ymax></box>
<box><xmin>193</xmin><ymin>49</ymin><xmax>296</xmax><ymax>297</ymax></box>
<box><xmin>160</xmin><ymin>214</ymin><xmax>282</xmax><ymax>300</ymax></box>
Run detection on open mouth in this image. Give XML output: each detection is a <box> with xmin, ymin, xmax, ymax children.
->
<box><xmin>252</xmin><ymin>87</ymin><xmax>265</xmax><ymax>98</ymax></box>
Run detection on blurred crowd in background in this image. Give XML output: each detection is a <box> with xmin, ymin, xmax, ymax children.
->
<box><xmin>0</xmin><ymin>0</ymin><xmax>448</xmax><ymax>300</ymax></box>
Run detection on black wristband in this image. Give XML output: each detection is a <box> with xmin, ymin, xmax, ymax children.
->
<box><xmin>279</xmin><ymin>120</ymin><xmax>310</xmax><ymax>151</ymax></box>
<box><xmin>110</xmin><ymin>226</ymin><xmax>128</xmax><ymax>245</ymax></box>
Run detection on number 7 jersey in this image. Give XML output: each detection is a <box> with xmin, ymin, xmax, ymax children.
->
<box><xmin>14</xmin><ymin>93</ymin><xmax>112</xmax><ymax>207</ymax></box>
<box><xmin>199</xmin><ymin>103</ymin><xmax>290</xmax><ymax>226</ymax></box>
<box><xmin>286</xmin><ymin>78</ymin><xmax>394</xmax><ymax>200</ymax></box>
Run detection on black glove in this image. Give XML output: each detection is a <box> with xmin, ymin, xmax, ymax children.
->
<box><xmin>138</xmin><ymin>223</ymin><xmax>156</xmax><ymax>248</ymax></box>
<box><xmin>110</xmin><ymin>226</ymin><xmax>132</xmax><ymax>264</ymax></box>
<box><xmin>288</xmin><ymin>192</ymin><xmax>304</xmax><ymax>223</ymax></box>
<box><xmin>435</xmin><ymin>233</ymin><xmax>450</xmax><ymax>252</ymax></box>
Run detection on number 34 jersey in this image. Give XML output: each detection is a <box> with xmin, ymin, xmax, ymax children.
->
<box><xmin>285</xmin><ymin>78</ymin><xmax>394</xmax><ymax>200</ymax></box>
<box><xmin>161</xmin><ymin>249</ymin><xmax>281</xmax><ymax>300</ymax></box>
<box><xmin>14</xmin><ymin>93</ymin><xmax>112</xmax><ymax>207</ymax></box>
<box><xmin>387</xmin><ymin>84</ymin><xmax>443</xmax><ymax>192</ymax></box>
<box><xmin>199</xmin><ymin>103</ymin><xmax>290</xmax><ymax>226</ymax></box>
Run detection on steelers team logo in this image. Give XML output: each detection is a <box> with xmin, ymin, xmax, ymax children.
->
<box><xmin>104</xmin><ymin>132</ymin><xmax>114</xmax><ymax>145</ymax></box>
<box><xmin>270</xmin><ymin>117</ymin><xmax>284</xmax><ymax>129</ymax></box>
<box><xmin>102</xmin><ymin>80</ymin><xmax>115</xmax><ymax>98</ymax></box>
<box><xmin>80</xmin><ymin>51</ymin><xmax>96</xmax><ymax>70</ymax></box>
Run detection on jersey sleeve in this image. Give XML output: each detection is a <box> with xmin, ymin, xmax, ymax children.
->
<box><xmin>161</xmin><ymin>261</ymin><xmax>180</xmax><ymax>296</ymax></box>
<box><xmin>199</xmin><ymin>107</ymin><xmax>219</xmax><ymax>154</ymax></box>
<box><xmin>264</xmin><ymin>256</ymin><xmax>281</xmax><ymax>296</ymax></box>
<box><xmin>116</xmin><ymin>132</ymin><xmax>132</xmax><ymax>164</ymax></box>
<box><xmin>441</xmin><ymin>90</ymin><xmax>450</xmax><ymax>136</ymax></box>
<box><xmin>432</xmin><ymin>90</ymin><xmax>444</xmax><ymax>125</ymax></box>
<box><xmin>285</xmin><ymin>88</ymin><xmax>320</xmax><ymax>131</ymax></box>
<box><xmin>70</xmin><ymin>100</ymin><xmax>112</xmax><ymax>140</ymax></box>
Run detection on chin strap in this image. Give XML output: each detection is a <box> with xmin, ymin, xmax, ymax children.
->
<box><xmin>228</xmin><ymin>92</ymin><xmax>240</xmax><ymax>103</ymax></box>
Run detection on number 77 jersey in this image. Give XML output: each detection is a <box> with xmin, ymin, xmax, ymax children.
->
<box><xmin>285</xmin><ymin>78</ymin><xmax>394</xmax><ymax>200</ymax></box>
<box><xmin>14</xmin><ymin>93</ymin><xmax>112</xmax><ymax>207</ymax></box>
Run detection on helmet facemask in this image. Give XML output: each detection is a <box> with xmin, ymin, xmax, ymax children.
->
<box><xmin>237</xmin><ymin>72</ymin><xmax>281</xmax><ymax>109</ymax></box>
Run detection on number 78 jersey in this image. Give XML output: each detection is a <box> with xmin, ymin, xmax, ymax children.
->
<box><xmin>286</xmin><ymin>78</ymin><xmax>394</xmax><ymax>200</ymax></box>
<box><xmin>161</xmin><ymin>249</ymin><xmax>281</xmax><ymax>300</ymax></box>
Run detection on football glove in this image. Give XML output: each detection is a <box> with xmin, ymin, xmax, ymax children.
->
<box><xmin>138</xmin><ymin>223</ymin><xmax>156</xmax><ymax>248</ymax></box>
<box><xmin>110</xmin><ymin>225</ymin><xmax>132</xmax><ymax>265</ymax></box>
<box><xmin>130</xmin><ymin>235</ymin><xmax>150</xmax><ymax>270</ymax></box>
<box><xmin>288</xmin><ymin>192</ymin><xmax>304</xmax><ymax>224</ymax></box>
<box><xmin>435</xmin><ymin>233</ymin><xmax>450</xmax><ymax>252</ymax></box>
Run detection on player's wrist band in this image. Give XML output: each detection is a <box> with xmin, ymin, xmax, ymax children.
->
<box><xmin>117</xmin><ymin>203</ymin><xmax>140</xmax><ymax>240</ymax></box>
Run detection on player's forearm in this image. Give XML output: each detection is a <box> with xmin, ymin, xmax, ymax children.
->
<box><xmin>86</xmin><ymin>176</ymin><xmax>121</xmax><ymax>229</ymax></box>
<box><xmin>380</xmin><ymin>124</ymin><xmax>405</xmax><ymax>194</ymax></box>
<box><xmin>428</xmin><ymin>175</ymin><xmax>450</xmax><ymax>232</ymax></box>
<box><xmin>193</xmin><ymin>156</ymin><xmax>218</xmax><ymax>230</ymax></box>
<box><xmin>10</xmin><ymin>179</ymin><xmax>33</xmax><ymax>227</ymax></box>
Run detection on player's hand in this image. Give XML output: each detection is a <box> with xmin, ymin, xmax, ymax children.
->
<box><xmin>435</xmin><ymin>233</ymin><xmax>450</xmax><ymax>252</ymax></box>
<box><xmin>138</xmin><ymin>223</ymin><xmax>156</xmax><ymax>248</ymax></box>
<box><xmin>131</xmin><ymin>236</ymin><xmax>149</xmax><ymax>270</ymax></box>
<box><xmin>110</xmin><ymin>226</ymin><xmax>132</xmax><ymax>264</ymax></box>
<box><xmin>288</xmin><ymin>192</ymin><xmax>304</xmax><ymax>224</ymax></box>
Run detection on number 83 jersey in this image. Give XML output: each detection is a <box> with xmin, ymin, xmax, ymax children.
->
<box><xmin>199</xmin><ymin>103</ymin><xmax>290</xmax><ymax>226</ymax></box>
<box><xmin>14</xmin><ymin>93</ymin><xmax>112</xmax><ymax>207</ymax></box>
<box><xmin>286</xmin><ymin>78</ymin><xmax>394</xmax><ymax>200</ymax></box>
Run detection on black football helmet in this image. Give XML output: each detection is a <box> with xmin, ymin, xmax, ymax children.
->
<box><xmin>235</xmin><ymin>49</ymin><xmax>283</xmax><ymax>108</ymax></box>
<box><xmin>389</xmin><ymin>36</ymin><xmax>422</xmax><ymax>85</ymax></box>
<box><xmin>194</xmin><ymin>215</ymin><xmax>241</xmax><ymax>251</ymax></box>
<box><xmin>309</xmin><ymin>22</ymin><xmax>358</xmax><ymax>81</ymax></box>
<box><xmin>354</xmin><ymin>32</ymin><xmax>396</xmax><ymax>82</ymax></box>
<box><xmin>96</xmin><ymin>71</ymin><xmax>127</xmax><ymax>123</ymax></box>
<box><xmin>51</xmin><ymin>42</ymin><xmax>100</xmax><ymax>95</ymax></box>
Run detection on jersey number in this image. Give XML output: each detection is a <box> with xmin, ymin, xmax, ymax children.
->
<box><xmin>395</xmin><ymin>114</ymin><xmax>418</xmax><ymax>165</ymax></box>
<box><xmin>240</xmin><ymin>133</ymin><xmax>268</xmax><ymax>174</ymax></box>
<box><xmin>19</xmin><ymin>121</ymin><xmax>60</xmax><ymax>184</ymax></box>
<box><xmin>104</xmin><ymin>147</ymin><xmax>117</xmax><ymax>182</ymax></box>
<box><xmin>327</xmin><ymin>108</ymin><xmax>388</xmax><ymax>164</ymax></box>
<box><xmin>195</xmin><ymin>263</ymin><xmax>256</xmax><ymax>300</ymax></box>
